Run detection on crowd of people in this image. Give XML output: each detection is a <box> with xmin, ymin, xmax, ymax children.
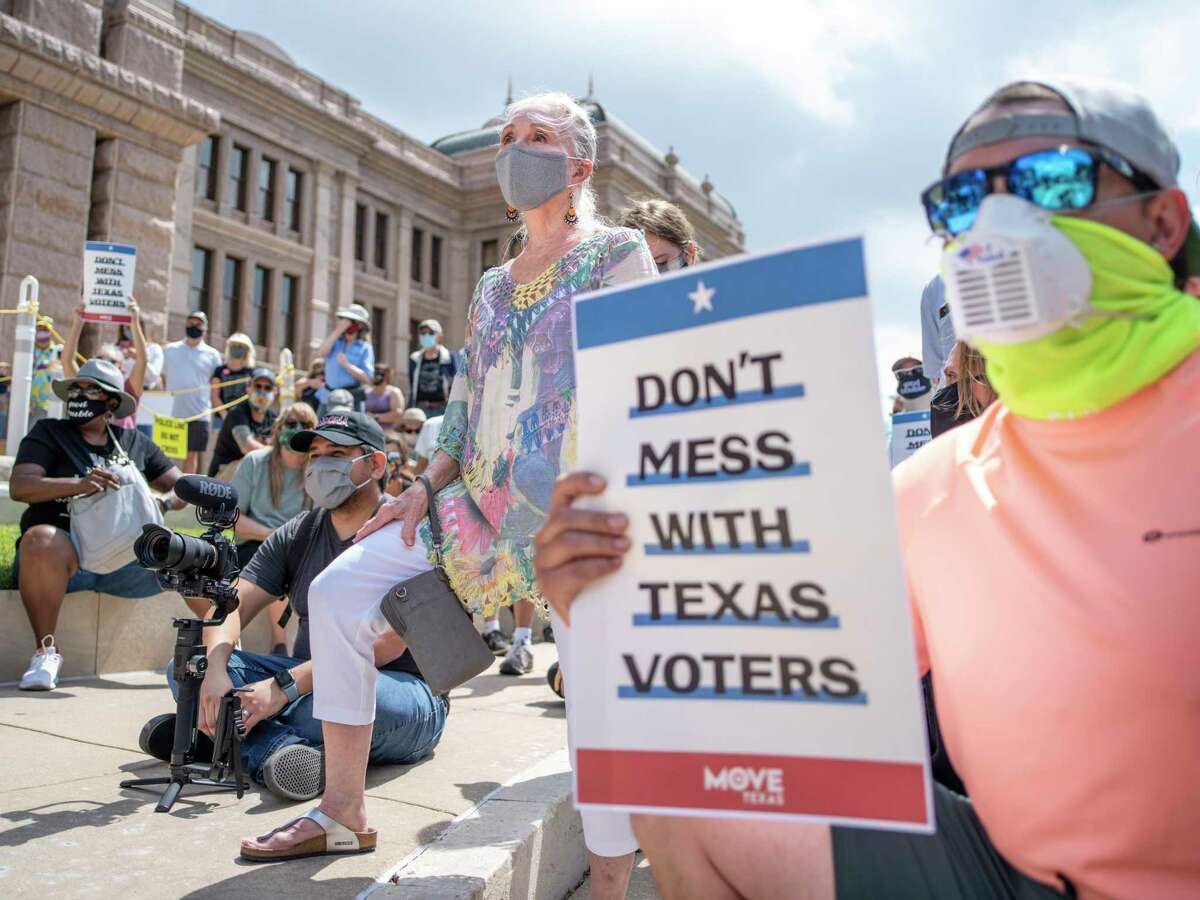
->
<box><xmin>5</xmin><ymin>74</ymin><xmax>1198</xmax><ymax>899</ymax></box>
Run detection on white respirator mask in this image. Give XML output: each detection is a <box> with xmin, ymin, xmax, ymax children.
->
<box><xmin>941</xmin><ymin>194</ymin><xmax>1093</xmax><ymax>344</ymax></box>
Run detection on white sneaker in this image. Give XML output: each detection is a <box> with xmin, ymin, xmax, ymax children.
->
<box><xmin>19</xmin><ymin>636</ymin><xmax>63</xmax><ymax>691</ymax></box>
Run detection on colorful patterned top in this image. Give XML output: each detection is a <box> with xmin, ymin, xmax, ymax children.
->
<box><xmin>30</xmin><ymin>343</ymin><xmax>59</xmax><ymax>411</ymax></box>
<box><xmin>419</xmin><ymin>227</ymin><xmax>655</xmax><ymax>616</ymax></box>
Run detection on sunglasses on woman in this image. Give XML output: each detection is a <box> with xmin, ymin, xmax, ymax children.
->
<box><xmin>920</xmin><ymin>145</ymin><xmax>1157</xmax><ymax>237</ymax></box>
<box><xmin>67</xmin><ymin>384</ymin><xmax>111</xmax><ymax>400</ymax></box>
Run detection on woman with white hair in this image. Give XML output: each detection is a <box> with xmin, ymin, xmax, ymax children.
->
<box><xmin>240</xmin><ymin>91</ymin><xmax>654</xmax><ymax>882</ymax></box>
<box><xmin>210</xmin><ymin>332</ymin><xmax>256</xmax><ymax>432</ymax></box>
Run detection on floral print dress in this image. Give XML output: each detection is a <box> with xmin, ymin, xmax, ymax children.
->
<box><xmin>418</xmin><ymin>227</ymin><xmax>655</xmax><ymax>616</ymax></box>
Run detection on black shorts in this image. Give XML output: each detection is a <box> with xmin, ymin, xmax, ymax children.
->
<box><xmin>186</xmin><ymin>420</ymin><xmax>210</xmax><ymax>453</ymax></box>
<box><xmin>833</xmin><ymin>784</ymin><xmax>1075</xmax><ymax>900</ymax></box>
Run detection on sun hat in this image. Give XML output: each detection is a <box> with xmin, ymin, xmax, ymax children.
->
<box><xmin>335</xmin><ymin>303</ymin><xmax>371</xmax><ymax>326</ymax></box>
<box><xmin>52</xmin><ymin>358</ymin><xmax>136</xmax><ymax>418</ymax></box>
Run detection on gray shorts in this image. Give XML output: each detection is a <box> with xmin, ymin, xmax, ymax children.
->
<box><xmin>833</xmin><ymin>784</ymin><xmax>1074</xmax><ymax>900</ymax></box>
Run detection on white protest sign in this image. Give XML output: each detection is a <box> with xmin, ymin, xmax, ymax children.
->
<box><xmin>82</xmin><ymin>241</ymin><xmax>136</xmax><ymax>324</ymax></box>
<box><xmin>570</xmin><ymin>239</ymin><xmax>933</xmax><ymax>832</ymax></box>
<box><xmin>890</xmin><ymin>410</ymin><xmax>932</xmax><ymax>468</ymax></box>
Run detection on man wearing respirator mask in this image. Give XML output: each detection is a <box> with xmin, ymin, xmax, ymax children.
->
<box><xmin>542</xmin><ymin>77</ymin><xmax>1200</xmax><ymax>900</ymax></box>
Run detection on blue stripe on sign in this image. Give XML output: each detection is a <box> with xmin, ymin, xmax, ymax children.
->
<box><xmin>892</xmin><ymin>410</ymin><xmax>931</xmax><ymax>424</ymax></box>
<box><xmin>629</xmin><ymin>384</ymin><xmax>806</xmax><ymax>419</ymax></box>
<box><xmin>644</xmin><ymin>541</ymin><xmax>811</xmax><ymax>555</ymax></box>
<box><xmin>575</xmin><ymin>238</ymin><xmax>866</xmax><ymax>350</ymax></box>
<box><xmin>626</xmin><ymin>462</ymin><xmax>811</xmax><ymax>487</ymax></box>
<box><xmin>85</xmin><ymin>241</ymin><xmax>137</xmax><ymax>255</ymax></box>
<box><xmin>617</xmin><ymin>686</ymin><xmax>868</xmax><ymax>704</ymax></box>
<box><xmin>631</xmin><ymin>614</ymin><xmax>839</xmax><ymax>629</ymax></box>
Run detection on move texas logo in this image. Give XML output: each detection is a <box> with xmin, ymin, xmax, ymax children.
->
<box><xmin>703</xmin><ymin>765</ymin><xmax>785</xmax><ymax>807</ymax></box>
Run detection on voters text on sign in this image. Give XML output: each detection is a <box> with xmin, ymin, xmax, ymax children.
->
<box><xmin>570</xmin><ymin>238</ymin><xmax>933</xmax><ymax>832</ymax></box>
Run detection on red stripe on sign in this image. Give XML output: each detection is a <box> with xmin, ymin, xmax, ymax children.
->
<box><xmin>577</xmin><ymin>749</ymin><xmax>928</xmax><ymax>824</ymax></box>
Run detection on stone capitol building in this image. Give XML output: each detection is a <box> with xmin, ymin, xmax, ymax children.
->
<box><xmin>0</xmin><ymin>0</ymin><xmax>744</xmax><ymax>377</ymax></box>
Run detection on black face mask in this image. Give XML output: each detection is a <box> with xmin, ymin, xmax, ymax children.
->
<box><xmin>67</xmin><ymin>397</ymin><xmax>110</xmax><ymax>422</ymax></box>
<box><xmin>372</xmin><ymin>373</ymin><xmax>385</xmax><ymax>385</ymax></box>
<box><xmin>185</xmin><ymin>325</ymin><xmax>204</xmax><ymax>339</ymax></box>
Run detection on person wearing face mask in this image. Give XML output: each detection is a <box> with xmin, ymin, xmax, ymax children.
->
<box><xmin>210</xmin><ymin>332</ymin><xmax>256</xmax><ymax>434</ymax></box>
<box><xmin>406</xmin><ymin>319</ymin><xmax>456</xmax><ymax>417</ymax></box>
<box><xmin>314</xmin><ymin>304</ymin><xmax>374</xmax><ymax>413</ymax></box>
<box><xmin>162</xmin><ymin>311</ymin><xmax>222</xmax><ymax>474</ymax></box>
<box><xmin>207</xmin><ymin>368</ymin><xmax>276</xmax><ymax>479</ymax></box>
<box><xmin>10</xmin><ymin>358</ymin><xmax>184</xmax><ymax>691</ymax></box>
<box><xmin>137</xmin><ymin>411</ymin><xmax>447</xmax><ymax>804</ymax></box>
<box><xmin>365</xmin><ymin>363</ymin><xmax>406</xmax><ymax>428</ymax></box>
<box><xmin>28</xmin><ymin>320</ymin><xmax>62</xmax><ymax>424</ymax></box>
<box><xmin>229</xmin><ymin>401</ymin><xmax>318</xmax><ymax>655</ymax></box>
<box><xmin>533</xmin><ymin>77</ymin><xmax>1200</xmax><ymax>900</ymax></box>
<box><xmin>239</xmin><ymin>92</ymin><xmax>655</xmax><ymax>877</ymax></box>
<box><xmin>890</xmin><ymin>355</ymin><xmax>932</xmax><ymax>413</ymax></box>
<box><xmin>618</xmin><ymin>198</ymin><xmax>702</xmax><ymax>274</ymax></box>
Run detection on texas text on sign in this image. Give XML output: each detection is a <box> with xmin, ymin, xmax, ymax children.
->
<box><xmin>569</xmin><ymin>238</ymin><xmax>933</xmax><ymax>832</ymax></box>
<box><xmin>82</xmin><ymin>241</ymin><xmax>136</xmax><ymax>324</ymax></box>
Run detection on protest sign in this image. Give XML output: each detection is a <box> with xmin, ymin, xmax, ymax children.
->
<box><xmin>570</xmin><ymin>239</ymin><xmax>932</xmax><ymax>832</ymax></box>
<box><xmin>82</xmin><ymin>241</ymin><xmax>136</xmax><ymax>324</ymax></box>
<box><xmin>152</xmin><ymin>414</ymin><xmax>187</xmax><ymax>460</ymax></box>
<box><xmin>890</xmin><ymin>410</ymin><xmax>932</xmax><ymax>468</ymax></box>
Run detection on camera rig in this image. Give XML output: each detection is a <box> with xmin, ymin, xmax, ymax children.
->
<box><xmin>121</xmin><ymin>477</ymin><xmax>248</xmax><ymax>813</ymax></box>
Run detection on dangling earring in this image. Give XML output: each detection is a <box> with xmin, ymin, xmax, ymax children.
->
<box><xmin>506</xmin><ymin>206</ymin><xmax>519</xmax><ymax>222</ymax></box>
<box><xmin>564</xmin><ymin>191</ymin><xmax>578</xmax><ymax>226</ymax></box>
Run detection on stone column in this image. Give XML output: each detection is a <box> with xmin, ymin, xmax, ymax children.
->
<box><xmin>87</xmin><ymin>138</ymin><xmax>184</xmax><ymax>346</ymax></box>
<box><xmin>445</xmin><ymin>233</ymin><xmax>471</xmax><ymax>352</ymax></box>
<box><xmin>395</xmin><ymin>208</ymin><xmax>414</xmax><ymax>395</ymax></box>
<box><xmin>247</xmin><ymin>146</ymin><xmax>262</xmax><ymax>222</ymax></box>
<box><xmin>167</xmin><ymin>142</ymin><xmax>197</xmax><ymax>343</ymax></box>
<box><xmin>209</xmin><ymin>249</ymin><xmax>228</xmax><ymax>339</ymax></box>
<box><xmin>237</xmin><ymin>250</ymin><xmax>254</xmax><ymax>337</ymax></box>
<box><xmin>265</xmin><ymin>266</ymin><xmax>283</xmax><ymax>361</ymax></box>
<box><xmin>305</xmin><ymin>163</ymin><xmax>334</xmax><ymax>366</ymax></box>
<box><xmin>10</xmin><ymin>0</ymin><xmax>103</xmax><ymax>53</ymax></box>
<box><xmin>336</xmin><ymin>172</ymin><xmax>358</xmax><ymax>309</ymax></box>
<box><xmin>99</xmin><ymin>0</ymin><xmax>185</xmax><ymax>92</ymax></box>
<box><xmin>0</xmin><ymin>102</ymin><xmax>95</xmax><ymax>338</ymax></box>
<box><xmin>215</xmin><ymin>133</ymin><xmax>233</xmax><ymax>214</ymax></box>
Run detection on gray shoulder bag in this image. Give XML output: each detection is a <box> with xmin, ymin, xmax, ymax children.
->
<box><xmin>379</xmin><ymin>475</ymin><xmax>494</xmax><ymax>694</ymax></box>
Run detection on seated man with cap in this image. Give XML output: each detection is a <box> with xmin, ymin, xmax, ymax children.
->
<box><xmin>407</xmin><ymin>318</ymin><xmax>456</xmax><ymax>417</ymax></box>
<box><xmin>142</xmin><ymin>411</ymin><xmax>448</xmax><ymax>806</ymax></box>
<box><xmin>10</xmin><ymin>358</ymin><xmax>184</xmax><ymax>692</ymax></box>
<box><xmin>207</xmin><ymin>367</ymin><xmax>277</xmax><ymax>480</ymax></box>
<box><xmin>314</xmin><ymin>304</ymin><xmax>374</xmax><ymax>413</ymax></box>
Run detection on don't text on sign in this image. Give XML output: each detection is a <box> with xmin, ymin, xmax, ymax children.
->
<box><xmin>570</xmin><ymin>238</ymin><xmax>933</xmax><ymax>832</ymax></box>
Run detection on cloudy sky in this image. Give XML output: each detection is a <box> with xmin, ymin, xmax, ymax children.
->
<box><xmin>190</xmin><ymin>0</ymin><xmax>1200</xmax><ymax>402</ymax></box>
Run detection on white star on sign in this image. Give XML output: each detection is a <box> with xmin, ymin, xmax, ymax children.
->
<box><xmin>688</xmin><ymin>280</ymin><xmax>715</xmax><ymax>314</ymax></box>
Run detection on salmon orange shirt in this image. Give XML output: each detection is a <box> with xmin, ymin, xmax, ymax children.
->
<box><xmin>894</xmin><ymin>350</ymin><xmax>1200</xmax><ymax>900</ymax></box>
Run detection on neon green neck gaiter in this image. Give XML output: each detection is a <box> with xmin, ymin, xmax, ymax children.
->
<box><xmin>976</xmin><ymin>217</ymin><xmax>1200</xmax><ymax>420</ymax></box>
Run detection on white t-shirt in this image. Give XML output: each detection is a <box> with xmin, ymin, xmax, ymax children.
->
<box><xmin>163</xmin><ymin>339</ymin><xmax>221</xmax><ymax>421</ymax></box>
<box><xmin>413</xmin><ymin>416</ymin><xmax>444</xmax><ymax>463</ymax></box>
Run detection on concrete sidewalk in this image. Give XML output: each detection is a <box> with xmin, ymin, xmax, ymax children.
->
<box><xmin>0</xmin><ymin>643</ymin><xmax>583</xmax><ymax>899</ymax></box>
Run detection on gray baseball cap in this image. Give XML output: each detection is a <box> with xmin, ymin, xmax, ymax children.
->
<box><xmin>946</xmin><ymin>76</ymin><xmax>1200</xmax><ymax>277</ymax></box>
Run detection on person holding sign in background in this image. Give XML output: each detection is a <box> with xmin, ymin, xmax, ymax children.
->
<box><xmin>63</xmin><ymin>295</ymin><xmax>148</xmax><ymax>431</ymax></box>
<box><xmin>237</xmin><ymin>92</ymin><xmax>655</xmax><ymax>880</ymax></box>
<box><xmin>537</xmin><ymin>76</ymin><xmax>1200</xmax><ymax>900</ymax></box>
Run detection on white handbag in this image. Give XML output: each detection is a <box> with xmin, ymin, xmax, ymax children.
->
<box><xmin>67</xmin><ymin>427</ymin><xmax>164</xmax><ymax>574</ymax></box>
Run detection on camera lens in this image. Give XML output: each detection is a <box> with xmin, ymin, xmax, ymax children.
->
<box><xmin>133</xmin><ymin>525</ymin><xmax>219</xmax><ymax>573</ymax></box>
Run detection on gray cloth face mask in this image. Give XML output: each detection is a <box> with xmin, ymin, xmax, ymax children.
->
<box><xmin>495</xmin><ymin>145</ymin><xmax>570</xmax><ymax>211</ymax></box>
<box><xmin>305</xmin><ymin>453</ymin><xmax>372</xmax><ymax>510</ymax></box>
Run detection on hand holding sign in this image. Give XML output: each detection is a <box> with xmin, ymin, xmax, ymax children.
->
<box><xmin>533</xmin><ymin>473</ymin><xmax>630</xmax><ymax>624</ymax></box>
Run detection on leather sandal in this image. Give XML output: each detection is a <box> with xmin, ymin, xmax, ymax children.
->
<box><xmin>240</xmin><ymin>807</ymin><xmax>377</xmax><ymax>862</ymax></box>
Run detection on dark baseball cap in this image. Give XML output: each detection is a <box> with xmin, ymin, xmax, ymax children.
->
<box><xmin>290</xmin><ymin>410</ymin><xmax>386</xmax><ymax>453</ymax></box>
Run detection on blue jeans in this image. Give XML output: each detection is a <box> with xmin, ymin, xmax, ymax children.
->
<box><xmin>12</xmin><ymin>552</ymin><xmax>163</xmax><ymax>598</ymax></box>
<box><xmin>168</xmin><ymin>650</ymin><xmax>448</xmax><ymax>783</ymax></box>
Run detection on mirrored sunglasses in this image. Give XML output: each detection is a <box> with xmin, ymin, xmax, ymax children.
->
<box><xmin>920</xmin><ymin>145</ymin><xmax>1156</xmax><ymax>238</ymax></box>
